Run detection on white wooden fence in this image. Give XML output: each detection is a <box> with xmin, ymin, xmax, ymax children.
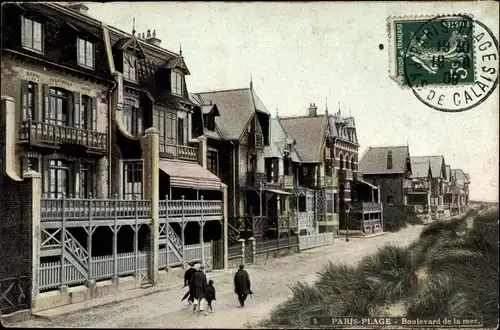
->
<box><xmin>39</xmin><ymin>243</ymin><xmax>212</xmax><ymax>291</ymax></box>
<box><xmin>299</xmin><ymin>233</ymin><xmax>334</xmax><ymax>251</ymax></box>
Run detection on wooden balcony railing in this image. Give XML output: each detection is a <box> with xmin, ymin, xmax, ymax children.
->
<box><xmin>160</xmin><ymin>144</ymin><xmax>198</xmax><ymax>162</ymax></box>
<box><xmin>404</xmin><ymin>179</ymin><xmax>431</xmax><ymax>192</ymax></box>
<box><xmin>19</xmin><ymin>120</ymin><xmax>107</xmax><ymax>152</ymax></box>
<box><xmin>349</xmin><ymin>202</ymin><xmax>382</xmax><ymax>213</ymax></box>
<box><xmin>338</xmin><ymin>169</ymin><xmax>353</xmax><ymax>181</ymax></box>
<box><xmin>319</xmin><ymin>175</ymin><xmax>339</xmax><ymax>189</ymax></box>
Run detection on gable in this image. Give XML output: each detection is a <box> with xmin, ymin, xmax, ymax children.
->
<box><xmin>359</xmin><ymin>146</ymin><xmax>409</xmax><ymax>175</ymax></box>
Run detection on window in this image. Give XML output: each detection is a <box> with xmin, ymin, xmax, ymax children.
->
<box><xmin>339</xmin><ymin>154</ymin><xmax>344</xmax><ymax>169</ymax></box>
<box><xmin>387</xmin><ymin>150</ymin><xmax>393</xmax><ymax>170</ymax></box>
<box><xmin>77</xmin><ymin>38</ymin><xmax>94</xmax><ymax>68</ymax></box>
<box><xmin>298</xmin><ymin>196</ymin><xmax>306</xmax><ymax>212</ymax></box>
<box><xmin>81</xmin><ymin>95</ymin><xmax>97</xmax><ymax>130</ymax></box>
<box><xmin>326</xmin><ymin>192</ymin><xmax>334</xmax><ymax>214</ymax></box>
<box><xmin>177</xmin><ymin>118</ymin><xmax>184</xmax><ymax>145</ymax></box>
<box><xmin>333</xmin><ymin>193</ymin><xmax>338</xmax><ymax>213</ymax></box>
<box><xmin>122</xmin><ymin>97</ymin><xmax>143</xmax><ymax>136</ymax></box>
<box><xmin>47</xmin><ymin>88</ymin><xmax>69</xmax><ymax>126</ymax></box>
<box><xmin>49</xmin><ymin>160</ymin><xmax>69</xmax><ymax>198</ymax></box>
<box><xmin>283</xmin><ymin>158</ymin><xmax>290</xmax><ymax>176</ymax></box>
<box><xmin>123</xmin><ymin>53</ymin><xmax>137</xmax><ymax>81</ymax></box>
<box><xmin>204</xmin><ymin>114</ymin><xmax>215</xmax><ymax>131</ymax></box>
<box><xmin>307</xmin><ymin>195</ymin><xmax>314</xmax><ymax>212</ymax></box>
<box><xmin>26</xmin><ymin>157</ymin><xmax>39</xmax><ymax>172</ymax></box>
<box><xmin>79</xmin><ymin>163</ymin><xmax>96</xmax><ymax>198</ymax></box>
<box><xmin>21</xmin><ymin>81</ymin><xmax>37</xmax><ymax>121</ymax></box>
<box><xmin>266</xmin><ymin>158</ymin><xmax>279</xmax><ymax>183</ymax></box>
<box><xmin>387</xmin><ymin>195</ymin><xmax>394</xmax><ymax>205</ymax></box>
<box><xmin>123</xmin><ymin>161</ymin><xmax>142</xmax><ymax>200</ymax></box>
<box><xmin>154</xmin><ymin>109</ymin><xmax>177</xmax><ymax>153</ymax></box>
<box><xmin>208</xmin><ymin>151</ymin><xmax>218</xmax><ymax>176</ymax></box>
<box><xmin>21</xmin><ymin>16</ymin><xmax>42</xmax><ymax>52</ymax></box>
<box><xmin>171</xmin><ymin>70</ymin><xmax>183</xmax><ymax>96</ymax></box>
<box><xmin>302</xmin><ymin>166</ymin><xmax>308</xmax><ymax>176</ymax></box>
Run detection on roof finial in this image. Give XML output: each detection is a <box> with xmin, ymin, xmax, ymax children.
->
<box><xmin>132</xmin><ymin>18</ymin><xmax>136</xmax><ymax>36</ymax></box>
<box><xmin>250</xmin><ymin>74</ymin><xmax>253</xmax><ymax>90</ymax></box>
<box><xmin>276</xmin><ymin>107</ymin><xmax>279</xmax><ymax>118</ymax></box>
<box><xmin>325</xmin><ymin>97</ymin><xmax>328</xmax><ymax>115</ymax></box>
<box><xmin>179</xmin><ymin>42</ymin><xmax>183</xmax><ymax>56</ymax></box>
<box><xmin>338</xmin><ymin>101</ymin><xmax>341</xmax><ymax>117</ymax></box>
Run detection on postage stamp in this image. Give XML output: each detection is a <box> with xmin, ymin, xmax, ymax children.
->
<box><xmin>388</xmin><ymin>14</ymin><xmax>499</xmax><ymax>112</ymax></box>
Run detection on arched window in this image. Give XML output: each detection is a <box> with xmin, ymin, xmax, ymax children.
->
<box><xmin>339</xmin><ymin>154</ymin><xmax>344</xmax><ymax>169</ymax></box>
<box><xmin>346</xmin><ymin>156</ymin><xmax>350</xmax><ymax>170</ymax></box>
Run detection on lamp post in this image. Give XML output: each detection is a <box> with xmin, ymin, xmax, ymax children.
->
<box><xmin>345</xmin><ymin>205</ymin><xmax>350</xmax><ymax>242</ymax></box>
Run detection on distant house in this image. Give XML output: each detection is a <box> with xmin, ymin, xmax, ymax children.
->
<box><xmin>358</xmin><ymin>146</ymin><xmax>412</xmax><ymax>205</ymax></box>
<box><xmin>407</xmin><ymin>158</ymin><xmax>433</xmax><ymax>218</ymax></box>
<box><xmin>451</xmin><ymin>169</ymin><xmax>470</xmax><ymax>213</ymax></box>
<box><xmin>411</xmin><ymin>156</ymin><xmax>447</xmax><ymax>219</ymax></box>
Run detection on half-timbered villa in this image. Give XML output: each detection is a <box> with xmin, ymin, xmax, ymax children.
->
<box><xmin>411</xmin><ymin>156</ymin><xmax>447</xmax><ymax>219</ymax></box>
<box><xmin>406</xmin><ymin>158</ymin><xmax>432</xmax><ymax>220</ymax></box>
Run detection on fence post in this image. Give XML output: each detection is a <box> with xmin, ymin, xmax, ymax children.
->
<box><xmin>238</xmin><ymin>238</ymin><xmax>245</xmax><ymax>266</ymax></box>
<box><xmin>200</xmin><ymin>196</ymin><xmax>205</xmax><ymax>267</ymax></box>
<box><xmin>165</xmin><ymin>195</ymin><xmax>169</xmax><ymax>270</ymax></box>
<box><xmin>249</xmin><ymin>237</ymin><xmax>256</xmax><ymax>263</ymax></box>
<box><xmin>60</xmin><ymin>194</ymin><xmax>66</xmax><ymax>288</ymax></box>
<box><xmin>113</xmin><ymin>194</ymin><xmax>118</xmax><ymax>282</ymax></box>
<box><xmin>265</xmin><ymin>236</ymin><xmax>269</xmax><ymax>259</ymax></box>
<box><xmin>134</xmin><ymin>195</ymin><xmax>139</xmax><ymax>283</ymax></box>
<box><xmin>87</xmin><ymin>194</ymin><xmax>93</xmax><ymax>283</ymax></box>
<box><xmin>181</xmin><ymin>196</ymin><xmax>185</xmax><ymax>265</ymax></box>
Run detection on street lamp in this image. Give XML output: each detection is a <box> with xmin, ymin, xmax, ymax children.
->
<box><xmin>345</xmin><ymin>205</ymin><xmax>350</xmax><ymax>242</ymax></box>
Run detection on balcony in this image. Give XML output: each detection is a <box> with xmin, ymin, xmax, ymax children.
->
<box><xmin>19</xmin><ymin>120</ymin><xmax>107</xmax><ymax>153</ymax></box>
<box><xmin>338</xmin><ymin>169</ymin><xmax>353</xmax><ymax>181</ymax></box>
<box><xmin>283</xmin><ymin>175</ymin><xmax>294</xmax><ymax>190</ymax></box>
<box><xmin>349</xmin><ymin>202</ymin><xmax>382</xmax><ymax>213</ymax></box>
<box><xmin>404</xmin><ymin>179</ymin><xmax>431</xmax><ymax>193</ymax></box>
<box><xmin>160</xmin><ymin>144</ymin><xmax>198</xmax><ymax>162</ymax></box>
<box><xmin>319</xmin><ymin>175</ymin><xmax>339</xmax><ymax>189</ymax></box>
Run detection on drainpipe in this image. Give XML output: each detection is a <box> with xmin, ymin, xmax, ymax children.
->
<box><xmin>107</xmin><ymin>81</ymin><xmax>117</xmax><ymax>198</ymax></box>
<box><xmin>230</xmin><ymin>141</ymin><xmax>236</xmax><ymax>218</ymax></box>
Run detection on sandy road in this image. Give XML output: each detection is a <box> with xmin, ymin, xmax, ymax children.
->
<box><xmin>11</xmin><ymin>225</ymin><xmax>424</xmax><ymax>329</ymax></box>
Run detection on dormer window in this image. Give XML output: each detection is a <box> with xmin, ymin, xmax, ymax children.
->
<box><xmin>171</xmin><ymin>70</ymin><xmax>183</xmax><ymax>96</ymax></box>
<box><xmin>123</xmin><ymin>53</ymin><xmax>137</xmax><ymax>82</ymax></box>
<box><xmin>387</xmin><ymin>150</ymin><xmax>393</xmax><ymax>170</ymax></box>
<box><xmin>21</xmin><ymin>16</ymin><xmax>42</xmax><ymax>52</ymax></box>
<box><xmin>77</xmin><ymin>38</ymin><xmax>94</xmax><ymax>68</ymax></box>
<box><xmin>204</xmin><ymin>114</ymin><xmax>215</xmax><ymax>131</ymax></box>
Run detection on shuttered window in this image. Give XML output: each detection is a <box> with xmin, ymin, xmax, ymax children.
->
<box><xmin>21</xmin><ymin>81</ymin><xmax>37</xmax><ymax>121</ymax></box>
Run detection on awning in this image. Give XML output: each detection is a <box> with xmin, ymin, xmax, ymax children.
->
<box><xmin>266</xmin><ymin>189</ymin><xmax>292</xmax><ymax>195</ymax></box>
<box><xmin>357</xmin><ymin>179</ymin><xmax>378</xmax><ymax>190</ymax></box>
<box><xmin>159</xmin><ymin>160</ymin><xmax>221</xmax><ymax>190</ymax></box>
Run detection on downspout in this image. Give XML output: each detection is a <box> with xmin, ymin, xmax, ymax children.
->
<box><xmin>230</xmin><ymin>141</ymin><xmax>236</xmax><ymax>218</ymax></box>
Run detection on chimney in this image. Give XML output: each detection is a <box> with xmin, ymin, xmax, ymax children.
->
<box><xmin>308</xmin><ymin>102</ymin><xmax>317</xmax><ymax>116</ymax></box>
<box><xmin>145</xmin><ymin>29</ymin><xmax>162</xmax><ymax>47</ymax></box>
<box><xmin>66</xmin><ymin>2</ymin><xmax>89</xmax><ymax>15</ymax></box>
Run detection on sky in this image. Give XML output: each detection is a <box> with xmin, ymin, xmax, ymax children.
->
<box><xmin>85</xmin><ymin>1</ymin><xmax>499</xmax><ymax>202</ymax></box>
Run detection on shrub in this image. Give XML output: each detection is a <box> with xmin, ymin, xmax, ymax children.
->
<box><xmin>383</xmin><ymin>205</ymin><xmax>423</xmax><ymax>232</ymax></box>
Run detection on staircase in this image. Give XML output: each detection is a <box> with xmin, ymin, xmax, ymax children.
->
<box><xmin>166</xmin><ymin>224</ymin><xmax>183</xmax><ymax>262</ymax></box>
<box><xmin>228</xmin><ymin>224</ymin><xmax>241</xmax><ymax>244</ymax></box>
<box><xmin>63</xmin><ymin>231</ymin><xmax>89</xmax><ymax>277</ymax></box>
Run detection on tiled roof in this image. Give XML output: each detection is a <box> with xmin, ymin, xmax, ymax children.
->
<box><xmin>411</xmin><ymin>156</ymin><xmax>445</xmax><ymax>179</ymax></box>
<box><xmin>136</xmin><ymin>56</ymin><xmax>194</xmax><ymax>108</ymax></box>
<box><xmin>328</xmin><ymin>115</ymin><xmax>358</xmax><ymax>144</ymax></box>
<box><xmin>194</xmin><ymin>88</ymin><xmax>269</xmax><ymax>140</ymax></box>
<box><xmin>279</xmin><ymin>115</ymin><xmax>327</xmax><ymax>163</ymax></box>
<box><xmin>265</xmin><ymin>118</ymin><xmax>301</xmax><ymax>162</ymax></box>
<box><xmin>359</xmin><ymin>146</ymin><xmax>410</xmax><ymax>175</ymax></box>
<box><xmin>410</xmin><ymin>158</ymin><xmax>431</xmax><ymax>179</ymax></box>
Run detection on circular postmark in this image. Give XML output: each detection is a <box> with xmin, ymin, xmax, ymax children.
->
<box><xmin>402</xmin><ymin>14</ymin><xmax>499</xmax><ymax>112</ymax></box>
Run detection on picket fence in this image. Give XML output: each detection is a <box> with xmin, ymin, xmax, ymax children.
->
<box><xmin>299</xmin><ymin>233</ymin><xmax>334</xmax><ymax>251</ymax></box>
<box><xmin>39</xmin><ymin>243</ymin><xmax>213</xmax><ymax>291</ymax></box>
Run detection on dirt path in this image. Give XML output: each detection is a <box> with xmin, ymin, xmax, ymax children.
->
<box><xmin>11</xmin><ymin>225</ymin><xmax>424</xmax><ymax>329</ymax></box>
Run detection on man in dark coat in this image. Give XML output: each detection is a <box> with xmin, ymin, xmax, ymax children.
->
<box><xmin>181</xmin><ymin>263</ymin><xmax>196</xmax><ymax>304</ymax></box>
<box><xmin>234</xmin><ymin>264</ymin><xmax>252</xmax><ymax>307</ymax></box>
<box><xmin>189</xmin><ymin>263</ymin><xmax>208</xmax><ymax>312</ymax></box>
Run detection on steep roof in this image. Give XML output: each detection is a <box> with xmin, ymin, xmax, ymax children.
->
<box><xmin>410</xmin><ymin>158</ymin><xmax>431</xmax><ymax>179</ymax></box>
<box><xmin>359</xmin><ymin>146</ymin><xmax>410</xmax><ymax>175</ymax></box>
<box><xmin>264</xmin><ymin>118</ymin><xmax>301</xmax><ymax>162</ymax></box>
<box><xmin>279</xmin><ymin>115</ymin><xmax>327</xmax><ymax>163</ymax></box>
<box><xmin>451</xmin><ymin>169</ymin><xmax>468</xmax><ymax>187</ymax></box>
<box><xmin>193</xmin><ymin>88</ymin><xmax>269</xmax><ymax>140</ymax></box>
<box><xmin>411</xmin><ymin>156</ymin><xmax>446</xmax><ymax>179</ymax></box>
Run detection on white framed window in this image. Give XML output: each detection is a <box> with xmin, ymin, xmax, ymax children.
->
<box><xmin>123</xmin><ymin>160</ymin><xmax>142</xmax><ymax>200</ymax></box>
<box><xmin>122</xmin><ymin>97</ymin><xmax>143</xmax><ymax>136</ymax></box>
<box><xmin>171</xmin><ymin>70</ymin><xmax>183</xmax><ymax>96</ymax></box>
<box><xmin>21</xmin><ymin>16</ymin><xmax>42</xmax><ymax>52</ymax></box>
<box><xmin>77</xmin><ymin>38</ymin><xmax>94</xmax><ymax>68</ymax></box>
<box><xmin>123</xmin><ymin>53</ymin><xmax>137</xmax><ymax>81</ymax></box>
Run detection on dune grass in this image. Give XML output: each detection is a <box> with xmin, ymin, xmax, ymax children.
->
<box><xmin>258</xmin><ymin>206</ymin><xmax>499</xmax><ymax>329</ymax></box>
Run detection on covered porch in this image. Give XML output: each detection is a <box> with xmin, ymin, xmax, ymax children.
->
<box><xmin>346</xmin><ymin>179</ymin><xmax>383</xmax><ymax>233</ymax></box>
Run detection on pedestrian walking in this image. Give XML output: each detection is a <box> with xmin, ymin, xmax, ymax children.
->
<box><xmin>234</xmin><ymin>264</ymin><xmax>252</xmax><ymax>307</ymax></box>
<box><xmin>204</xmin><ymin>279</ymin><xmax>216</xmax><ymax>315</ymax></box>
<box><xmin>189</xmin><ymin>263</ymin><xmax>208</xmax><ymax>312</ymax></box>
<box><xmin>181</xmin><ymin>262</ymin><xmax>196</xmax><ymax>305</ymax></box>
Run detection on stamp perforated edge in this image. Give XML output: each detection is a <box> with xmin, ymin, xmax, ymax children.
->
<box><xmin>387</xmin><ymin>13</ymin><xmax>477</xmax><ymax>90</ymax></box>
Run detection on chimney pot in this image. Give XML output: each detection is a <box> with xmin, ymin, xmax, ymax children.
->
<box><xmin>147</xmin><ymin>29</ymin><xmax>151</xmax><ymax>38</ymax></box>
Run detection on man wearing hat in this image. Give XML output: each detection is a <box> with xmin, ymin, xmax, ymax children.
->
<box><xmin>181</xmin><ymin>262</ymin><xmax>196</xmax><ymax>305</ymax></box>
<box><xmin>189</xmin><ymin>263</ymin><xmax>208</xmax><ymax>312</ymax></box>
